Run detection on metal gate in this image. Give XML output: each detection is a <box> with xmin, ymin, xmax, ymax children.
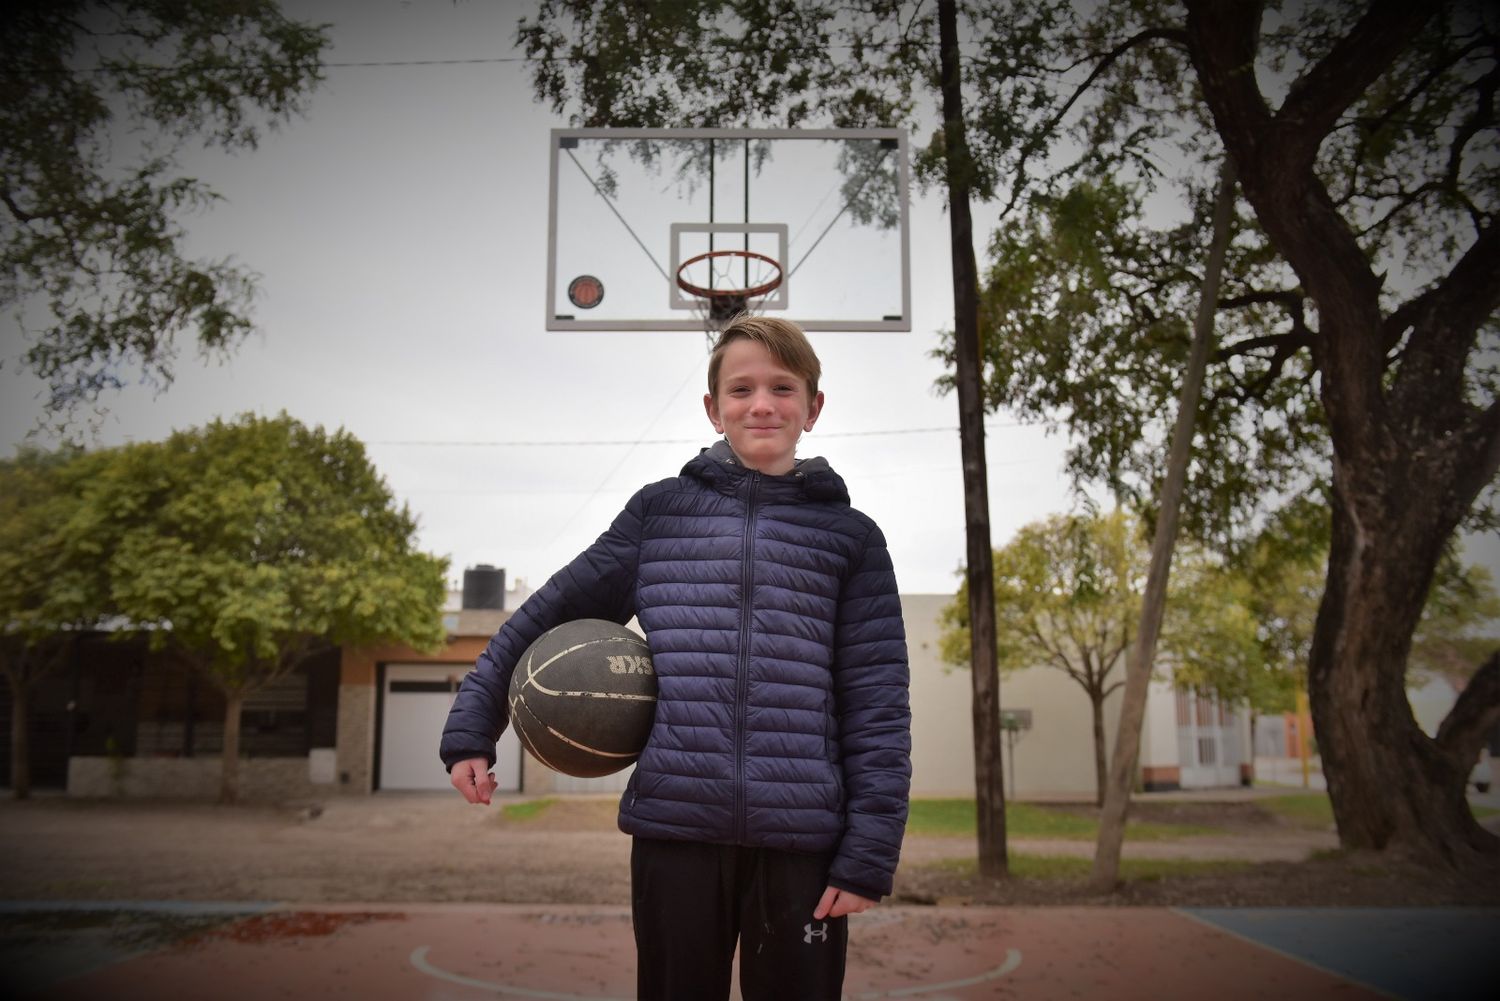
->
<box><xmin>1175</xmin><ymin>688</ymin><xmax>1242</xmax><ymax>788</ymax></box>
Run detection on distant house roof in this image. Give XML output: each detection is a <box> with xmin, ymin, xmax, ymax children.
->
<box><xmin>443</xmin><ymin>607</ymin><xmax>511</xmax><ymax>639</ymax></box>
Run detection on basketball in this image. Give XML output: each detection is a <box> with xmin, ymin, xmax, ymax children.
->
<box><xmin>507</xmin><ymin>619</ymin><xmax>657</xmax><ymax>778</ymax></box>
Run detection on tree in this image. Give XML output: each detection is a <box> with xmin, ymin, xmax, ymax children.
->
<box><xmin>0</xmin><ymin>446</ymin><xmax>110</xmax><ymax>797</ymax></box>
<box><xmin>941</xmin><ymin>510</ymin><xmax>1142</xmax><ymax>805</ymax></box>
<box><xmin>78</xmin><ymin>413</ymin><xmax>447</xmax><ymax>802</ymax></box>
<box><xmin>1</xmin><ymin>1</ymin><xmax>328</xmax><ymax>413</ymax></box>
<box><xmin>513</xmin><ymin>0</ymin><xmax>1084</xmax><ymax>877</ymax></box>
<box><xmin>935</xmin><ymin>0</ymin><xmax>1499</xmax><ymax>867</ymax></box>
<box><xmin>1187</xmin><ymin>0</ymin><xmax>1499</xmax><ymax>866</ymax></box>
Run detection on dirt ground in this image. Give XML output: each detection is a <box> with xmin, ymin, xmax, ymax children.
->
<box><xmin>1</xmin><ymin>792</ymin><xmax>1496</xmax><ymax>909</ymax></box>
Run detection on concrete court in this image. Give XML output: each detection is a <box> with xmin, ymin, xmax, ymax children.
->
<box><xmin>4</xmin><ymin>902</ymin><xmax>1497</xmax><ymax>1000</ymax></box>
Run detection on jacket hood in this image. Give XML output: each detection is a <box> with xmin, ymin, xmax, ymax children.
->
<box><xmin>684</xmin><ymin>440</ymin><xmax>849</xmax><ymax>503</ymax></box>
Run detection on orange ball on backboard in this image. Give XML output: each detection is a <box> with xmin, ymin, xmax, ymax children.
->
<box><xmin>567</xmin><ymin>274</ymin><xmax>604</xmax><ymax>309</ymax></box>
<box><xmin>507</xmin><ymin>619</ymin><xmax>657</xmax><ymax>778</ymax></box>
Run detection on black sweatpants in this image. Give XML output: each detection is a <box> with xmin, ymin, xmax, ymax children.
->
<box><xmin>631</xmin><ymin>837</ymin><xmax>848</xmax><ymax>1001</ymax></box>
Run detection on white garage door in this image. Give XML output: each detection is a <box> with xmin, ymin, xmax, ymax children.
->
<box><xmin>379</xmin><ymin>664</ymin><xmax>522</xmax><ymax>792</ymax></box>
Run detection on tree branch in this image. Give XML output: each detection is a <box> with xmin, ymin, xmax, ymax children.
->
<box><xmin>0</xmin><ymin>188</ymin><xmax>37</xmax><ymax>224</ymax></box>
<box><xmin>1435</xmin><ymin>649</ymin><xmax>1500</xmax><ymax>770</ymax></box>
<box><xmin>1274</xmin><ymin>1</ymin><xmax>1437</xmax><ymax>169</ymax></box>
<box><xmin>998</xmin><ymin>26</ymin><xmax>1189</xmax><ymax>220</ymax></box>
<box><xmin>1215</xmin><ymin>328</ymin><xmax>1310</xmax><ymax>360</ymax></box>
<box><xmin>1389</xmin><ymin>222</ymin><xmax>1500</xmax><ymax>396</ymax></box>
<box><xmin>1216</xmin><ymin>289</ymin><xmax>1301</xmax><ymax>312</ymax></box>
<box><xmin>1455</xmin><ymin>397</ymin><xmax>1500</xmax><ymax>510</ymax></box>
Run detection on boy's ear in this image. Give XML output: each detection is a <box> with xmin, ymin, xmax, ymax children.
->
<box><xmin>704</xmin><ymin>392</ymin><xmax>724</xmax><ymax>434</ymax></box>
<box><xmin>804</xmin><ymin>391</ymin><xmax>825</xmax><ymax>432</ymax></box>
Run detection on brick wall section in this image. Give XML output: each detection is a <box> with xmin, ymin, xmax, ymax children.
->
<box><xmin>1140</xmin><ymin>765</ymin><xmax>1181</xmax><ymax>792</ymax></box>
<box><xmin>338</xmin><ymin>683</ymin><xmax>376</xmax><ymax>794</ymax></box>
<box><xmin>68</xmin><ymin>756</ymin><xmax>332</xmax><ymax>801</ymax></box>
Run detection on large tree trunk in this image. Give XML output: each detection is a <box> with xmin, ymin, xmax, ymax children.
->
<box><xmin>1309</xmin><ymin>482</ymin><xmax>1500</xmax><ymax>864</ymax></box>
<box><xmin>937</xmin><ymin>0</ymin><xmax>1007</xmax><ymax>876</ymax></box>
<box><xmin>221</xmin><ymin>691</ymin><xmax>244</xmax><ymax>804</ymax></box>
<box><xmin>9</xmin><ymin>677</ymin><xmax>30</xmax><ymax>800</ymax></box>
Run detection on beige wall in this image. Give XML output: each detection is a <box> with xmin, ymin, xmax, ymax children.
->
<box><xmin>904</xmin><ymin>593</ymin><xmax>978</xmax><ymax>796</ymax></box>
<box><xmin>996</xmin><ymin>661</ymin><xmax>1123</xmax><ymax>798</ymax></box>
<box><xmin>906</xmin><ymin>592</ymin><xmax>1121</xmax><ymax>798</ymax></box>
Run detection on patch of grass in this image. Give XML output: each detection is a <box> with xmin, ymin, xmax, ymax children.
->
<box><xmin>927</xmin><ymin>855</ymin><xmax>1252</xmax><ymax>881</ymax></box>
<box><xmin>500</xmin><ymin>797</ymin><xmax>556</xmax><ymax>822</ymax></box>
<box><xmin>1261</xmin><ymin>792</ymin><xmax>1498</xmax><ymax>827</ymax></box>
<box><xmin>907</xmin><ymin>799</ymin><xmax>1220</xmax><ymax>840</ymax></box>
<box><xmin>1258</xmin><ymin>793</ymin><xmax>1336</xmax><ymax>829</ymax></box>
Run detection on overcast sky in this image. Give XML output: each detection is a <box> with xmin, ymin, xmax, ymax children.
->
<box><xmin>0</xmin><ymin>0</ymin><xmax>1081</xmax><ymax>597</ymax></box>
<box><xmin>2</xmin><ymin>0</ymin><xmax>1492</xmax><ymax>599</ymax></box>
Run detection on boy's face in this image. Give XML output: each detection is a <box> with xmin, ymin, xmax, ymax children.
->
<box><xmin>704</xmin><ymin>338</ymin><xmax>824</xmax><ymax>476</ymax></box>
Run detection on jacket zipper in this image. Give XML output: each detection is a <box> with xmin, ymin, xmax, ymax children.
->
<box><xmin>735</xmin><ymin>471</ymin><xmax>759</xmax><ymax>844</ymax></box>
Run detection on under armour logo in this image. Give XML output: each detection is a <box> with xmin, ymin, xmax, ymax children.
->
<box><xmin>803</xmin><ymin>921</ymin><xmax>829</xmax><ymax>944</ymax></box>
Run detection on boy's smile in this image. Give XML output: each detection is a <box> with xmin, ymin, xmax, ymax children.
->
<box><xmin>705</xmin><ymin>339</ymin><xmax>824</xmax><ymax>476</ymax></box>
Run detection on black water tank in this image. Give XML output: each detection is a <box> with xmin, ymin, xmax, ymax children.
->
<box><xmin>462</xmin><ymin>565</ymin><xmax>506</xmax><ymax>610</ymax></box>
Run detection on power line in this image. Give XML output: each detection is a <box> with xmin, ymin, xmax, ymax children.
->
<box><xmin>366</xmin><ymin>421</ymin><xmax>1027</xmax><ymax>447</ymax></box>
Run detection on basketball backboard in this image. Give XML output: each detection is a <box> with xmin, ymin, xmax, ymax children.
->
<box><xmin>546</xmin><ymin>128</ymin><xmax>911</xmax><ymax>332</ymax></box>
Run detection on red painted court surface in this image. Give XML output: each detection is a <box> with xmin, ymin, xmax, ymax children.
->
<box><xmin>18</xmin><ymin>903</ymin><xmax>1444</xmax><ymax>1001</ymax></box>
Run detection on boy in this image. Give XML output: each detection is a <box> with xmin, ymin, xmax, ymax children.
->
<box><xmin>441</xmin><ymin>315</ymin><xmax>911</xmax><ymax>1001</ymax></box>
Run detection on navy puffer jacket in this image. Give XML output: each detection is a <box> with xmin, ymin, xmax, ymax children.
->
<box><xmin>440</xmin><ymin>441</ymin><xmax>911</xmax><ymax>900</ymax></box>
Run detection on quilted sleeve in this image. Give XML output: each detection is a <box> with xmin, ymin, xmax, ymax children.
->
<box><xmin>439</xmin><ymin>489</ymin><xmax>645</xmax><ymax>770</ymax></box>
<box><xmin>827</xmin><ymin>523</ymin><xmax>912</xmax><ymax>900</ymax></box>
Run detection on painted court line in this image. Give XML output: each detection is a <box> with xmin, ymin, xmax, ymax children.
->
<box><xmin>411</xmin><ymin>945</ymin><xmax>631</xmax><ymax>1001</ymax></box>
<box><xmin>846</xmin><ymin>948</ymin><xmax>1023</xmax><ymax>998</ymax></box>
<box><xmin>411</xmin><ymin>942</ymin><xmax>1025</xmax><ymax>1001</ymax></box>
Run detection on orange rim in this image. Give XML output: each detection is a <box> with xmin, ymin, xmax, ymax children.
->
<box><xmin>675</xmin><ymin>249</ymin><xmax>784</xmax><ymax>300</ymax></box>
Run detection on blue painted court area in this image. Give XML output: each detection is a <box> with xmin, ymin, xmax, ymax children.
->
<box><xmin>1182</xmin><ymin>908</ymin><xmax>1500</xmax><ymax>1001</ymax></box>
<box><xmin>0</xmin><ymin>901</ymin><xmax>276</xmax><ymax>996</ymax></box>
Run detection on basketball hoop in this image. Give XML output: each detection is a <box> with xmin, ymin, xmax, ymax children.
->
<box><xmin>676</xmin><ymin>249</ymin><xmax>784</xmax><ymax>342</ymax></box>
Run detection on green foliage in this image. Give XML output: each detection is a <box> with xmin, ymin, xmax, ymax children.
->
<box><xmin>1168</xmin><ymin>542</ymin><xmax>1298</xmax><ymax>713</ymax></box>
<box><xmin>78</xmin><ymin>412</ymin><xmax>447</xmax><ymax>692</ymax></box>
<box><xmin>0</xmin><ymin>1</ymin><xmax>329</xmax><ymax>411</ymax></box>
<box><xmin>906</xmin><ymin>798</ymin><xmax>1220</xmax><ymax>840</ymax></box>
<box><xmin>0</xmin><ymin>445</ymin><xmax>112</xmax><ymax>644</ymax></box>
<box><xmin>940</xmin><ymin>510</ymin><xmax>1144</xmax><ymax>685</ymax></box>
<box><xmin>935</xmin><ymin>176</ymin><xmax>1325</xmax><ymax>545</ymax></box>
<box><xmin>1410</xmin><ymin>556</ymin><xmax>1500</xmax><ymax>687</ymax></box>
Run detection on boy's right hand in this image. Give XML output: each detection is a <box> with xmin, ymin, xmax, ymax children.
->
<box><xmin>450</xmin><ymin>757</ymin><xmax>497</xmax><ymax>805</ymax></box>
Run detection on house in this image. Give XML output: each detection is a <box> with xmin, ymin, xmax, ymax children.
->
<box><xmin>2</xmin><ymin>577</ymin><xmax>1252</xmax><ymax>801</ymax></box>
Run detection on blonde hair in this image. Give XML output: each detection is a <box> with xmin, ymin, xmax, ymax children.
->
<box><xmin>707</xmin><ymin>315</ymin><xmax>821</xmax><ymax>399</ymax></box>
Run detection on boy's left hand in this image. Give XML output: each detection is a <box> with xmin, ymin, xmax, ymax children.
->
<box><xmin>813</xmin><ymin>885</ymin><xmax>876</xmax><ymax>920</ymax></box>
